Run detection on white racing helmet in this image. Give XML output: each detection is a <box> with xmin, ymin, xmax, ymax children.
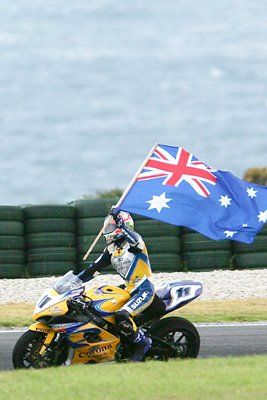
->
<box><xmin>103</xmin><ymin>211</ymin><xmax>134</xmax><ymax>244</ymax></box>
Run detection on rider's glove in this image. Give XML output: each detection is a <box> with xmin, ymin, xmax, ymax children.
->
<box><xmin>110</xmin><ymin>206</ymin><xmax>123</xmax><ymax>227</ymax></box>
<box><xmin>110</xmin><ymin>205</ymin><xmax>120</xmax><ymax>219</ymax></box>
<box><xmin>68</xmin><ymin>297</ymin><xmax>89</xmax><ymax>312</ymax></box>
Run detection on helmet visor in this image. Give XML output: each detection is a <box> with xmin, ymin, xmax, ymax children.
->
<box><xmin>103</xmin><ymin>221</ymin><xmax>116</xmax><ymax>235</ymax></box>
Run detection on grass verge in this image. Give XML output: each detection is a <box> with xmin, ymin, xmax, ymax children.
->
<box><xmin>1</xmin><ymin>298</ymin><xmax>267</xmax><ymax>327</ymax></box>
<box><xmin>1</xmin><ymin>356</ymin><xmax>267</xmax><ymax>400</ymax></box>
<box><xmin>175</xmin><ymin>298</ymin><xmax>267</xmax><ymax>323</ymax></box>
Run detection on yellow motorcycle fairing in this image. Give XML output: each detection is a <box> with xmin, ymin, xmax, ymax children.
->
<box><xmin>28</xmin><ymin>321</ymin><xmax>120</xmax><ymax>364</ymax></box>
<box><xmin>69</xmin><ymin>322</ymin><xmax>120</xmax><ymax>364</ymax></box>
<box><xmin>33</xmin><ymin>288</ymin><xmax>70</xmax><ymax>321</ymax></box>
<box><xmin>83</xmin><ymin>285</ymin><xmax>131</xmax><ymax>323</ymax></box>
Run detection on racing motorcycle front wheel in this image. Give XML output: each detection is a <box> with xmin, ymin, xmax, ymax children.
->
<box><xmin>12</xmin><ymin>330</ymin><xmax>68</xmax><ymax>369</ymax></box>
<box><xmin>147</xmin><ymin>316</ymin><xmax>200</xmax><ymax>360</ymax></box>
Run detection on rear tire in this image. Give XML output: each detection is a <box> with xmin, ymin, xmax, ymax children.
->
<box><xmin>147</xmin><ymin>316</ymin><xmax>200</xmax><ymax>359</ymax></box>
<box><xmin>12</xmin><ymin>330</ymin><xmax>68</xmax><ymax>369</ymax></box>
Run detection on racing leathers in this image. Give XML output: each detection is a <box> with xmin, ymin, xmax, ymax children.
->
<box><xmin>78</xmin><ymin>218</ymin><xmax>154</xmax><ymax>361</ymax></box>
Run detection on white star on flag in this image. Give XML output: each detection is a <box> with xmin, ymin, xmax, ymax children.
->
<box><xmin>258</xmin><ymin>210</ymin><xmax>267</xmax><ymax>223</ymax></box>
<box><xmin>246</xmin><ymin>187</ymin><xmax>257</xmax><ymax>199</ymax></box>
<box><xmin>146</xmin><ymin>192</ymin><xmax>172</xmax><ymax>213</ymax></box>
<box><xmin>224</xmin><ymin>230</ymin><xmax>237</xmax><ymax>238</ymax></box>
<box><xmin>219</xmin><ymin>195</ymin><xmax>232</xmax><ymax>208</ymax></box>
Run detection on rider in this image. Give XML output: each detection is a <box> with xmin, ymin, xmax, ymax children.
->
<box><xmin>77</xmin><ymin>206</ymin><xmax>155</xmax><ymax>362</ymax></box>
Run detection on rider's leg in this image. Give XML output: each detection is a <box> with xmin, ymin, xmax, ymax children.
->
<box><xmin>115</xmin><ymin>279</ymin><xmax>154</xmax><ymax>361</ymax></box>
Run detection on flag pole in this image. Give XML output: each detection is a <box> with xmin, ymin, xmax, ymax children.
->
<box><xmin>83</xmin><ymin>142</ymin><xmax>158</xmax><ymax>260</ymax></box>
<box><xmin>115</xmin><ymin>142</ymin><xmax>158</xmax><ymax>208</ymax></box>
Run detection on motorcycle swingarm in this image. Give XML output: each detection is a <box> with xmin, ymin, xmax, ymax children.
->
<box><xmin>149</xmin><ymin>335</ymin><xmax>180</xmax><ymax>357</ymax></box>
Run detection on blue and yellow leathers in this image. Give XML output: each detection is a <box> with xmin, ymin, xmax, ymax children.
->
<box><xmin>78</xmin><ymin>225</ymin><xmax>155</xmax><ymax>319</ymax></box>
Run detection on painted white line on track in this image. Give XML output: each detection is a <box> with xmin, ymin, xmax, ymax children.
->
<box><xmin>196</xmin><ymin>322</ymin><xmax>267</xmax><ymax>327</ymax></box>
<box><xmin>0</xmin><ymin>328</ymin><xmax>27</xmax><ymax>333</ymax></box>
<box><xmin>1</xmin><ymin>322</ymin><xmax>267</xmax><ymax>334</ymax></box>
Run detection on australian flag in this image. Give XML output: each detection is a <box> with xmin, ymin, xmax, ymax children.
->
<box><xmin>120</xmin><ymin>144</ymin><xmax>267</xmax><ymax>244</ymax></box>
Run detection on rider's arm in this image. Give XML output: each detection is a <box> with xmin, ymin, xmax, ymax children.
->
<box><xmin>120</xmin><ymin>223</ymin><xmax>144</xmax><ymax>253</ymax></box>
<box><xmin>78</xmin><ymin>250</ymin><xmax>111</xmax><ymax>282</ymax></box>
<box><xmin>110</xmin><ymin>206</ymin><xmax>144</xmax><ymax>252</ymax></box>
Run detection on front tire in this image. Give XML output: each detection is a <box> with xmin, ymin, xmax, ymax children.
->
<box><xmin>147</xmin><ymin>316</ymin><xmax>200</xmax><ymax>359</ymax></box>
<box><xmin>12</xmin><ymin>330</ymin><xmax>68</xmax><ymax>369</ymax></box>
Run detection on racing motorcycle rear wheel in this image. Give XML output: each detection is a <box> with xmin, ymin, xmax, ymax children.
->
<box><xmin>147</xmin><ymin>316</ymin><xmax>200</xmax><ymax>360</ymax></box>
<box><xmin>12</xmin><ymin>330</ymin><xmax>68</xmax><ymax>369</ymax></box>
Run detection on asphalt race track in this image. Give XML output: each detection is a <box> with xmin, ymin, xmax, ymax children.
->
<box><xmin>1</xmin><ymin>323</ymin><xmax>267</xmax><ymax>371</ymax></box>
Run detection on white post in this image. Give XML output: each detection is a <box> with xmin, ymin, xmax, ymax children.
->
<box><xmin>83</xmin><ymin>143</ymin><xmax>158</xmax><ymax>260</ymax></box>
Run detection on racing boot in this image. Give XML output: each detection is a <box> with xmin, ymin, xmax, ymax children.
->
<box><xmin>130</xmin><ymin>328</ymin><xmax>152</xmax><ymax>362</ymax></box>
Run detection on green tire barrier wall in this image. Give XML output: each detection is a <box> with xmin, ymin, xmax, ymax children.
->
<box><xmin>232</xmin><ymin>224</ymin><xmax>267</xmax><ymax>269</ymax></box>
<box><xmin>24</xmin><ymin>205</ymin><xmax>77</xmax><ymax>277</ymax></box>
<box><xmin>0</xmin><ymin>199</ymin><xmax>267</xmax><ymax>278</ymax></box>
<box><xmin>0</xmin><ymin>206</ymin><xmax>25</xmax><ymax>279</ymax></box>
<box><xmin>134</xmin><ymin>218</ymin><xmax>181</xmax><ymax>272</ymax></box>
<box><xmin>181</xmin><ymin>228</ymin><xmax>233</xmax><ymax>271</ymax></box>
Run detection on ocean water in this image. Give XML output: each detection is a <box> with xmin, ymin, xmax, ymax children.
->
<box><xmin>0</xmin><ymin>0</ymin><xmax>266</xmax><ymax>205</ymax></box>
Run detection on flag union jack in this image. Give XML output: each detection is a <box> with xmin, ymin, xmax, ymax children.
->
<box><xmin>137</xmin><ymin>145</ymin><xmax>217</xmax><ymax>198</ymax></box>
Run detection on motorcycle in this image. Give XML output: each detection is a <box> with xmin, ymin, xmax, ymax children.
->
<box><xmin>12</xmin><ymin>271</ymin><xmax>203</xmax><ymax>368</ymax></box>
